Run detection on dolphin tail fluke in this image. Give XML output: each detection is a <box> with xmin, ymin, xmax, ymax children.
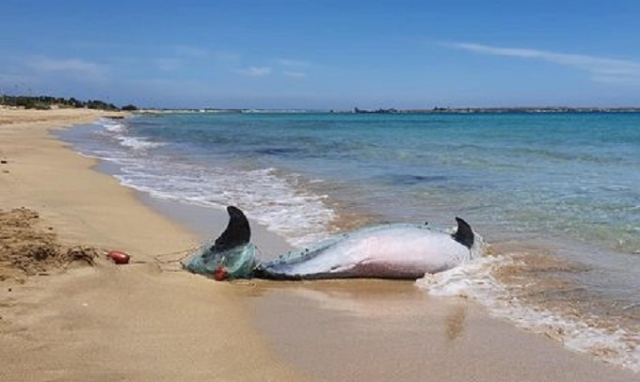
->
<box><xmin>452</xmin><ymin>217</ymin><xmax>474</xmax><ymax>249</ymax></box>
<box><xmin>212</xmin><ymin>206</ymin><xmax>251</xmax><ymax>251</ymax></box>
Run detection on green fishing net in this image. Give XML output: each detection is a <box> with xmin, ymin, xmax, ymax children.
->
<box><xmin>182</xmin><ymin>241</ymin><xmax>257</xmax><ymax>280</ymax></box>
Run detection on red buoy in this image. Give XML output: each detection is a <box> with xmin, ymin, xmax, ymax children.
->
<box><xmin>213</xmin><ymin>265</ymin><xmax>228</xmax><ymax>281</ymax></box>
<box><xmin>108</xmin><ymin>250</ymin><xmax>130</xmax><ymax>265</ymax></box>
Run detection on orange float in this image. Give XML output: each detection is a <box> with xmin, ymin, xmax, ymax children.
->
<box><xmin>108</xmin><ymin>250</ymin><xmax>130</xmax><ymax>265</ymax></box>
<box><xmin>213</xmin><ymin>265</ymin><xmax>228</xmax><ymax>281</ymax></box>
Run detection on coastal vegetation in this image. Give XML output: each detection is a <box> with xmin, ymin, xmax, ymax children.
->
<box><xmin>0</xmin><ymin>94</ymin><xmax>137</xmax><ymax>111</ymax></box>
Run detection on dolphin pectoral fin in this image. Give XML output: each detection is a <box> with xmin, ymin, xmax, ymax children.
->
<box><xmin>212</xmin><ymin>206</ymin><xmax>251</xmax><ymax>251</ymax></box>
<box><xmin>452</xmin><ymin>217</ymin><xmax>474</xmax><ymax>249</ymax></box>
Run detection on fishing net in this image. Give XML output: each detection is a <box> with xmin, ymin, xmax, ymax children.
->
<box><xmin>181</xmin><ymin>240</ymin><xmax>257</xmax><ymax>279</ymax></box>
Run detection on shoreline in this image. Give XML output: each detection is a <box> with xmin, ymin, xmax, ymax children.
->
<box><xmin>1</xmin><ymin>108</ymin><xmax>639</xmax><ymax>381</ymax></box>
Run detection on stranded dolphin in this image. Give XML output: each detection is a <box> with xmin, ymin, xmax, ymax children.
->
<box><xmin>184</xmin><ymin>206</ymin><xmax>485</xmax><ymax>281</ymax></box>
<box><xmin>254</xmin><ymin>217</ymin><xmax>484</xmax><ymax>280</ymax></box>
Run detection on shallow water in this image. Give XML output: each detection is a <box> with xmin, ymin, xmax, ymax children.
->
<box><xmin>58</xmin><ymin>111</ymin><xmax>640</xmax><ymax>371</ymax></box>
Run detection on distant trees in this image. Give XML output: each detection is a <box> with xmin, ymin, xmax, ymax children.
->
<box><xmin>85</xmin><ymin>99</ymin><xmax>119</xmax><ymax>110</ymax></box>
<box><xmin>0</xmin><ymin>94</ymin><xmax>136</xmax><ymax>111</ymax></box>
<box><xmin>121</xmin><ymin>104</ymin><xmax>138</xmax><ymax>111</ymax></box>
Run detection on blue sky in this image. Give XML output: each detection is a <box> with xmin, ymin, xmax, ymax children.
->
<box><xmin>1</xmin><ymin>0</ymin><xmax>640</xmax><ymax>109</ymax></box>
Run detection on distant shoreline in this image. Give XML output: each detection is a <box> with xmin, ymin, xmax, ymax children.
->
<box><xmin>137</xmin><ymin>106</ymin><xmax>640</xmax><ymax>114</ymax></box>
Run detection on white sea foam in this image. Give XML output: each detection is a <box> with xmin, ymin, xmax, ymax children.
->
<box><xmin>96</xmin><ymin>118</ymin><xmax>165</xmax><ymax>151</ymax></box>
<box><xmin>417</xmin><ymin>255</ymin><xmax>640</xmax><ymax>372</ymax></box>
<box><xmin>116</xmin><ymin>136</ymin><xmax>165</xmax><ymax>150</ymax></box>
<box><xmin>114</xmin><ymin>160</ymin><xmax>334</xmax><ymax>248</ymax></box>
<box><xmin>99</xmin><ymin>118</ymin><xmax>127</xmax><ymax>133</ymax></box>
<box><xmin>78</xmin><ymin>118</ymin><xmax>335</xmax><ymax>248</ymax></box>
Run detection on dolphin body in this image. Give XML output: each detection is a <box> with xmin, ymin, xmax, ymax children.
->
<box><xmin>254</xmin><ymin>217</ymin><xmax>483</xmax><ymax>280</ymax></box>
<box><xmin>184</xmin><ymin>206</ymin><xmax>484</xmax><ymax>281</ymax></box>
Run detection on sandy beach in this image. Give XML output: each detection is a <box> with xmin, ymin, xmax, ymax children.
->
<box><xmin>1</xmin><ymin>108</ymin><xmax>639</xmax><ymax>381</ymax></box>
<box><xmin>0</xmin><ymin>108</ymin><xmax>304</xmax><ymax>381</ymax></box>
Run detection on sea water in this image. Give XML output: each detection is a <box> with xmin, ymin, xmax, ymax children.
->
<box><xmin>58</xmin><ymin>111</ymin><xmax>640</xmax><ymax>371</ymax></box>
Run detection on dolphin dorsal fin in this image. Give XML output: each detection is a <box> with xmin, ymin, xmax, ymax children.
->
<box><xmin>213</xmin><ymin>206</ymin><xmax>251</xmax><ymax>250</ymax></box>
<box><xmin>452</xmin><ymin>217</ymin><xmax>474</xmax><ymax>249</ymax></box>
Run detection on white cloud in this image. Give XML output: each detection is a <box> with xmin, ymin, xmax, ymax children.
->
<box><xmin>446</xmin><ymin>42</ymin><xmax>640</xmax><ymax>83</ymax></box>
<box><xmin>29</xmin><ymin>56</ymin><xmax>105</xmax><ymax>77</ymax></box>
<box><xmin>236</xmin><ymin>66</ymin><xmax>272</xmax><ymax>77</ymax></box>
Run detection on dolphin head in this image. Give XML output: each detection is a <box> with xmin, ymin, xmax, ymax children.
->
<box><xmin>182</xmin><ymin>206</ymin><xmax>257</xmax><ymax>280</ymax></box>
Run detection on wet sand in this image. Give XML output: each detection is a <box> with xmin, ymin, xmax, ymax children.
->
<box><xmin>1</xmin><ymin>108</ymin><xmax>638</xmax><ymax>381</ymax></box>
<box><xmin>248</xmin><ymin>280</ymin><xmax>640</xmax><ymax>381</ymax></box>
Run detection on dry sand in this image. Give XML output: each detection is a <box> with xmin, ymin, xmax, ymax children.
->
<box><xmin>1</xmin><ymin>108</ymin><xmax>639</xmax><ymax>381</ymax></box>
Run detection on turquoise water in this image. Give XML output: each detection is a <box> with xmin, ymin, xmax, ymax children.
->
<box><xmin>59</xmin><ymin>111</ymin><xmax>640</xmax><ymax>370</ymax></box>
